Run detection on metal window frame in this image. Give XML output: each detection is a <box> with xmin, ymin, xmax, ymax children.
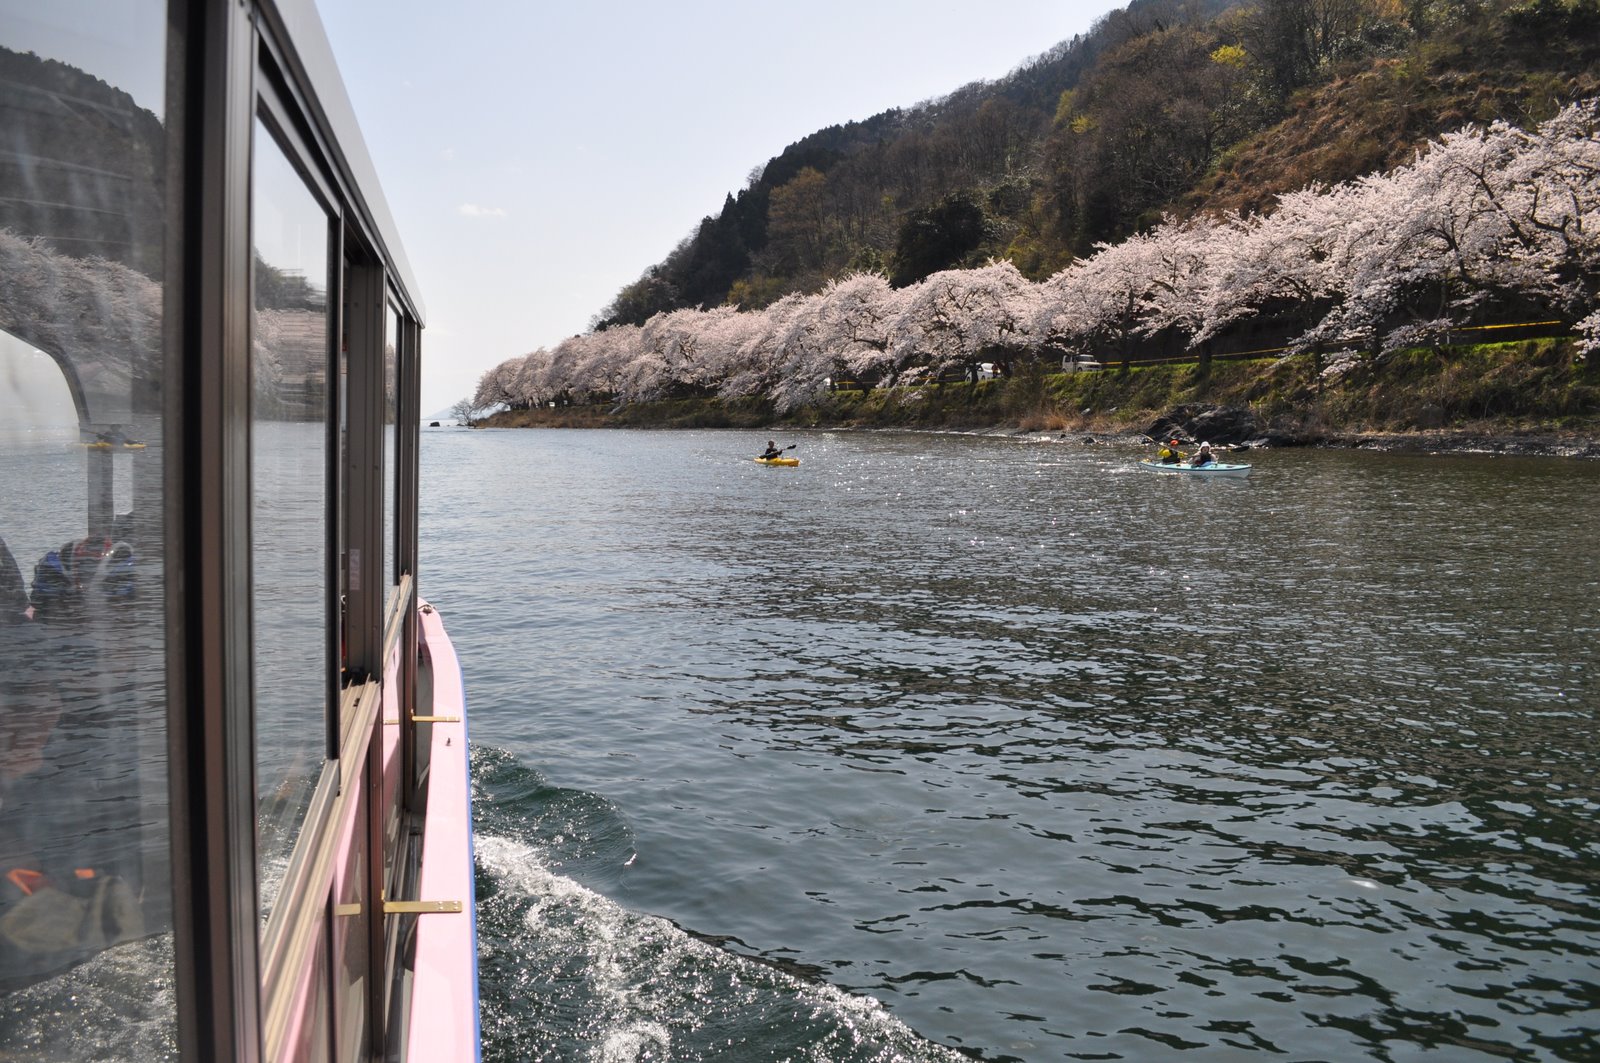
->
<box><xmin>165</xmin><ymin>0</ymin><xmax>262</xmax><ymax>1056</ymax></box>
<box><xmin>167</xmin><ymin>1</ymin><xmax>428</xmax><ymax>1059</ymax></box>
<box><xmin>395</xmin><ymin>311</ymin><xmax>423</xmax><ymax>816</ymax></box>
<box><xmin>344</xmin><ymin>255</ymin><xmax>386</xmax><ymax>684</ymax></box>
<box><xmin>383</xmin><ymin>295</ymin><xmax>404</xmax><ymax>603</ymax></box>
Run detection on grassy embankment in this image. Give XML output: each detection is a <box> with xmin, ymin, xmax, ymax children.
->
<box><xmin>480</xmin><ymin>338</ymin><xmax>1600</xmax><ymax>446</ymax></box>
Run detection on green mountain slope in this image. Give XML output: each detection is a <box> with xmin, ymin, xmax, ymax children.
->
<box><xmin>593</xmin><ymin>0</ymin><xmax>1600</xmax><ymax>329</ymax></box>
<box><xmin>1193</xmin><ymin>5</ymin><xmax>1600</xmax><ymax>215</ymax></box>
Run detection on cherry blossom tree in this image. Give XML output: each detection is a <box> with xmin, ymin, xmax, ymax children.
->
<box><xmin>1036</xmin><ymin>234</ymin><xmax>1165</xmax><ymax>369</ymax></box>
<box><xmin>817</xmin><ymin>271</ymin><xmax>902</xmax><ymax>387</ymax></box>
<box><xmin>542</xmin><ymin>329</ymin><xmax>624</xmax><ymax>405</ymax></box>
<box><xmin>472</xmin><ymin>356</ymin><xmax>526</xmax><ymax>410</ymax></box>
<box><xmin>707</xmin><ymin>299</ymin><xmax>786</xmax><ymax>400</ymax></box>
<box><xmin>1489</xmin><ymin>100</ymin><xmax>1600</xmax><ymax>319</ymax></box>
<box><xmin>1297</xmin><ymin>99</ymin><xmax>1600</xmax><ymax>354</ymax></box>
<box><xmin>1320</xmin><ymin>139</ymin><xmax>1528</xmax><ymax>351</ymax></box>
<box><xmin>890</xmin><ymin>261</ymin><xmax>1040</xmax><ymax>381</ymax></box>
<box><xmin>1131</xmin><ymin>214</ymin><xmax>1228</xmax><ymax>366</ymax></box>
<box><xmin>573</xmin><ymin>325</ymin><xmax>641</xmax><ymax>402</ymax></box>
<box><xmin>510</xmin><ymin>347</ymin><xmax>551</xmax><ymax>407</ymax></box>
<box><xmin>540</xmin><ymin>337</ymin><xmax>587</xmax><ymax>405</ymax></box>
<box><xmin>624</xmin><ymin>307</ymin><xmax>725</xmax><ymax>400</ymax></box>
<box><xmin>727</xmin><ymin>294</ymin><xmax>811</xmax><ymax>410</ymax></box>
<box><xmin>1579</xmin><ymin>310</ymin><xmax>1600</xmax><ymax>359</ymax></box>
<box><xmin>1200</xmin><ymin>185</ymin><xmax>1348</xmax><ymax>357</ymax></box>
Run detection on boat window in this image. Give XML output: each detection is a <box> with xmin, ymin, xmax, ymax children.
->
<box><xmin>0</xmin><ymin>1</ymin><xmax>176</xmax><ymax>1052</ymax></box>
<box><xmin>251</xmin><ymin>116</ymin><xmax>335</xmax><ymax>919</ymax></box>
<box><xmin>340</xmin><ymin>257</ymin><xmax>351</xmax><ymax>681</ymax></box>
<box><xmin>384</xmin><ymin>301</ymin><xmax>400</xmax><ymax>598</ymax></box>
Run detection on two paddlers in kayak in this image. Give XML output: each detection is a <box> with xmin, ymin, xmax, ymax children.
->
<box><xmin>1157</xmin><ymin>437</ymin><xmax>1216</xmax><ymax>467</ymax></box>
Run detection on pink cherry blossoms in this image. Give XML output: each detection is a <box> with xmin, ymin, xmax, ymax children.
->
<box><xmin>476</xmin><ymin>99</ymin><xmax>1600</xmax><ymax>413</ymax></box>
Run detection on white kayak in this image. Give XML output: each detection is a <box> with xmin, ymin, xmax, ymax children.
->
<box><xmin>1137</xmin><ymin>458</ymin><xmax>1252</xmax><ymax>477</ymax></box>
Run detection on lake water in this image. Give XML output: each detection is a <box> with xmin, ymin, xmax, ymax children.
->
<box><xmin>419</xmin><ymin>427</ymin><xmax>1600</xmax><ymax>1062</ymax></box>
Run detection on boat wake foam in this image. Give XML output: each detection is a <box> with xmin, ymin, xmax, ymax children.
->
<box><xmin>474</xmin><ymin>832</ymin><xmax>963</xmax><ymax>1062</ymax></box>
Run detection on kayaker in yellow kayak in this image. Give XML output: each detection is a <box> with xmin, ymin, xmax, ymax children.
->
<box><xmin>759</xmin><ymin>440</ymin><xmax>787</xmax><ymax>460</ymax></box>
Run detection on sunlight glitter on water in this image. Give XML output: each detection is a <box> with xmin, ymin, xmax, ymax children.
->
<box><xmin>430</xmin><ymin>428</ymin><xmax>1600</xmax><ymax>1062</ymax></box>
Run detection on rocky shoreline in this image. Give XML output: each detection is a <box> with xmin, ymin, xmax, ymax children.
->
<box><xmin>1031</xmin><ymin>428</ymin><xmax>1600</xmax><ymax>459</ymax></box>
<box><xmin>1038</xmin><ymin>403</ymin><xmax>1600</xmax><ymax>459</ymax></box>
<box><xmin>1310</xmin><ymin>430</ymin><xmax>1600</xmax><ymax>458</ymax></box>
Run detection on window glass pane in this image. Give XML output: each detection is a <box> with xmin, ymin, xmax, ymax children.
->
<box><xmin>0</xmin><ymin>1</ymin><xmax>175</xmax><ymax>1054</ymax></box>
<box><xmin>383</xmin><ymin>303</ymin><xmax>398</xmax><ymax>594</ymax></box>
<box><xmin>251</xmin><ymin>119</ymin><xmax>331</xmax><ymax>915</ymax></box>
<box><xmin>338</xmin><ymin>258</ymin><xmax>350</xmax><ymax>680</ymax></box>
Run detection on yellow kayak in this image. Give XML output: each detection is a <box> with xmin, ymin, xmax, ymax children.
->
<box><xmin>754</xmin><ymin>456</ymin><xmax>799</xmax><ymax>466</ymax></box>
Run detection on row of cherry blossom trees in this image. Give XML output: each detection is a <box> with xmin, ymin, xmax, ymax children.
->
<box><xmin>477</xmin><ymin>99</ymin><xmax>1599</xmax><ymax>414</ymax></box>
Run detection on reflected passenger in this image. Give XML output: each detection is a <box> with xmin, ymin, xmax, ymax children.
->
<box><xmin>0</xmin><ymin>536</ymin><xmax>147</xmax><ymax>988</ymax></box>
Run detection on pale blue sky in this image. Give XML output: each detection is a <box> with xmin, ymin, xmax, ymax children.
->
<box><xmin>0</xmin><ymin>2</ymin><xmax>1129</xmax><ymax>418</ymax></box>
<box><xmin>318</xmin><ymin>1</ymin><xmax>1127</xmax><ymax>414</ymax></box>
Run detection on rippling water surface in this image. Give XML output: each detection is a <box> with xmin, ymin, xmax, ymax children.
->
<box><xmin>420</xmin><ymin>427</ymin><xmax>1600</xmax><ymax>1062</ymax></box>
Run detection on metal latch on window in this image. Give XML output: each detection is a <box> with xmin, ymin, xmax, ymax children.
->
<box><xmin>383</xmin><ymin>899</ymin><xmax>463</xmax><ymax>914</ymax></box>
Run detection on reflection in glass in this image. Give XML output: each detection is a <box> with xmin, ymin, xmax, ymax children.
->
<box><xmin>0</xmin><ymin>4</ymin><xmax>175</xmax><ymax>1054</ymax></box>
<box><xmin>251</xmin><ymin>119</ymin><xmax>331</xmax><ymax>916</ymax></box>
<box><xmin>384</xmin><ymin>303</ymin><xmax>399</xmax><ymax>598</ymax></box>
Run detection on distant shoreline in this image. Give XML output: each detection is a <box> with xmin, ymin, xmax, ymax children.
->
<box><xmin>467</xmin><ymin>339</ymin><xmax>1600</xmax><ymax>459</ymax></box>
<box><xmin>462</xmin><ymin>417</ymin><xmax>1600</xmax><ymax>460</ymax></box>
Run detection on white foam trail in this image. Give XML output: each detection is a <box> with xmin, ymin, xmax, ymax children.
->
<box><xmin>475</xmin><ymin>833</ymin><xmax>967</xmax><ymax>1061</ymax></box>
<box><xmin>599</xmin><ymin>1022</ymin><xmax>671</xmax><ymax>1062</ymax></box>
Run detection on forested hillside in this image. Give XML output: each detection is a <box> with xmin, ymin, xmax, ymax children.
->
<box><xmin>591</xmin><ymin>0</ymin><xmax>1599</xmax><ymax>329</ymax></box>
<box><xmin>478</xmin><ymin>93</ymin><xmax>1599</xmax><ymax>420</ymax></box>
